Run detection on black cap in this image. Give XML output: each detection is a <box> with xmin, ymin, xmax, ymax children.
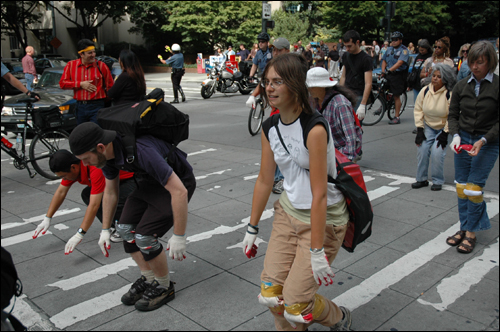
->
<box><xmin>69</xmin><ymin>122</ymin><xmax>116</xmax><ymax>156</ymax></box>
<box><xmin>49</xmin><ymin>149</ymin><xmax>80</xmax><ymax>173</ymax></box>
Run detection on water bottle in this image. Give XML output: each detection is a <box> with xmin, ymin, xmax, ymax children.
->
<box><xmin>15</xmin><ymin>133</ymin><xmax>22</xmax><ymax>153</ymax></box>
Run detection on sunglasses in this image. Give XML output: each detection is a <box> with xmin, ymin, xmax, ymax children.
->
<box><xmin>391</xmin><ymin>38</ymin><xmax>400</xmax><ymax>41</ymax></box>
<box><xmin>436</xmin><ymin>46</ymin><xmax>443</xmax><ymax>49</ymax></box>
<box><xmin>258</xmin><ymin>40</ymin><xmax>267</xmax><ymax>44</ymax></box>
<box><xmin>462</xmin><ymin>49</ymin><xmax>468</xmax><ymax>53</ymax></box>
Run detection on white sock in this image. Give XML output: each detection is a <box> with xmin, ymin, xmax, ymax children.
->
<box><xmin>155</xmin><ymin>274</ymin><xmax>171</xmax><ymax>287</ymax></box>
<box><xmin>141</xmin><ymin>270</ymin><xmax>155</xmax><ymax>283</ymax></box>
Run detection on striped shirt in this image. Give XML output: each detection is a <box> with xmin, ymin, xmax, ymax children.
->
<box><xmin>59</xmin><ymin>59</ymin><xmax>114</xmax><ymax>101</ymax></box>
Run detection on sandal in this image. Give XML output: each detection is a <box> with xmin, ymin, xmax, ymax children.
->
<box><xmin>457</xmin><ymin>236</ymin><xmax>476</xmax><ymax>254</ymax></box>
<box><xmin>446</xmin><ymin>231</ymin><xmax>466</xmax><ymax>247</ymax></box>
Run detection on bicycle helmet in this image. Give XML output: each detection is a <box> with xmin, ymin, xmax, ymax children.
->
<box><xmin>391</xmin><ymin>31</ymin><xmax>403</xmax><ymax>39</ymax></box>
<box><xmin>257</xmin><ymin>32</ymin><xmax>270</xmax><ymax>42</ymax></box>
<box><xmin>171</xmin><ymin>43</ymin><xmax>181</xmax><ymax>51</ymax></box>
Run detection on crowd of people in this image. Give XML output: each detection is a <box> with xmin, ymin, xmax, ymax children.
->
<box><xmin>1</xmin><ymin>29</ymin><xmax>498</xmax><ymax>331</ymax></box>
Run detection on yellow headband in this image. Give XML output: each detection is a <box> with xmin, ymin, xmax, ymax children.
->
<box><xmin>79</xmin><ymin>46</ymin><xmax>95</xmax><ymax>53</ymax></box>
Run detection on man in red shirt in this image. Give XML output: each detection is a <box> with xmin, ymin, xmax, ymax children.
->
<box><xmin>59</xmin><ymin>39</ymin><xmax>114</xmax><ymax>124</ymax></box>
<box><xmin>32</xmin><ymin>150</ymin><xmax>136</xmax><ymax>255</ymax></box>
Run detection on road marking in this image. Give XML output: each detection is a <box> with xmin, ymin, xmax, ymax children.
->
<box><xmin>188</xmin><ymin>148</ymin><xmax>217</xmax><ymax>156</ymax></box>
<box><xmin>48</xmin><ymin>258</ymin><xmax>135</xmax><ymax>291</ymax></box>
<box><xmin>1</xmin><ymin>230</ymin><xmax>52</xmax><ymax>247</ymax></box>
<box><xmin>1</xmin><ymin>208</ymin><xmax>81</xmax><ymax>230</ymax></box>
<box><xmin>49</xmin><ymin>284</ymin><xmax>131</xmax><ymax>329</ymax></box>
<box><xmin>45</xmin><ymin>179</ymin><xmax>61</xmax><ymax>185</ymax></box>
<box><xmin>195</xmin><ymin>168</ymin><xmax>231</xmax><ymax>180</ymax></box>
<box><xmin>367</xmin><ymin>185</ymin><xmax>399</xmax><ymax>201</ymax></box>
<box><xmin>53</xmin><ymin>224</ymin><xmax>69</xmax><ymax>230</ymax></box>
<box><xmin>417</xmin><ymin>238</ymin><xmax>499</xmax><ymax>311</ymax></box>
<box><xmin>363</xmin><ymin>176</ymin><xmax>375</xmax><ymax>183</ymax></box>
<box><xmin>332</xmin><ymin>198</ymin><xmax>499</xmax><ymax>311</ymax></box>
<box><xmin>244</xmin><ymin>174</ymin><xmax>258</xmax><ymax>181</ymax></box>
<box><xmin>10</xmin><ymin>295</ymin><xmax>53</xmax><ymax>331</ymax></box>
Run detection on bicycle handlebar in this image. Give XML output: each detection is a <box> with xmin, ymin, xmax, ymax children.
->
<box><xmin>16</xmin><ymin>97</ymin><xmax>38</xmax><ymax>104</ymax></box>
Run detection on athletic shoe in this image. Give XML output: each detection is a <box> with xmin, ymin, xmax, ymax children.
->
<box><xmin>135</xmin><ymin>280</ymin><xmax>175</xmax><ymax>311</ymax></box>
<box><xmin>121</xmin><ymin>276</ymin><xmax>150</xmax><ymax>305</ymax></box>
<box><xmin>388</xmin><ymin>117</ymin><xmax>400</xmax><ymax>125</ymax></box>
<box><xmin>109</xmin><ymin>228</ymin><xmax>123</xmax><ymax>243</ymax></box>
<box><xmin>330</xmin><ymin>306</ymin><xmax>352</xmax><ymax>331</ymax></box>
<box><xmin>272</xmin><ymin>179</ymin><xmax>284</xmax><ymax>194</ymax></box>
<box><xmin>411</xmin><ymin>180</ymin><xmax>429</xmax><ymax>189</ymax></box>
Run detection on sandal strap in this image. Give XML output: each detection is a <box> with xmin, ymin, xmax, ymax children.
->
<box><xmin>458</xmin><ymin>237</ymin><xmax>476</xmax><ymax>251</ymax></box>
<box><xmin>446</xmin><ymin>231</ymin><xmax>466</xmax><ymax>245</ymax></box>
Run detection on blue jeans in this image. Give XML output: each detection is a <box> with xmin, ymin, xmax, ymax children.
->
<box><xmin>274</xmin><ymin>165</ymin><xmax>284</xmax><ymax>182</ymax></box>
<box><xmin>416</xmin><ymin>124</ymin><xmax>448</xmax><ymax>185</ymax></box>
<box><xmin>25</xmin><ymin>73</ymin><xmax>34</xmax><ymax>91</ymax></box>
<box><xmin>454</xmin><ymin>130</ymin><xmax>499</xmax><ymax>232</ymax></box>
<box><xmin>75</xmin><ymin>101</ymin><xmax>105</xmax><ymax>124</ymax></box>
<box><xmin>413</xmin><ymin>89</ymin><xmax>420</xmax><ymax>105</ymax></box>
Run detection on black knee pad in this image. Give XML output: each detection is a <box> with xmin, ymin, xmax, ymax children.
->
<box><xmin>142</xmin><ymin>244</ymin><xmax>163</xmax><ymax>262</ymax></box>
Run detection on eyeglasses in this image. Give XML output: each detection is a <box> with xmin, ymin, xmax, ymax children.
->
<box><xmin>258</xmin><ymin>40</ymin><xmax>267</xmax><ymax>44</ymax></box>
<box><xmin>261</xmin><ymin>79</ymin><xmax>284</xmax><ymax>89</ymax></box>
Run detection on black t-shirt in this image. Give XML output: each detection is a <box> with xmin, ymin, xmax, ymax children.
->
<box><xmin>239</xmin><ymin>49</ymin><xmax>250</xmax><ymax>61</ymax></box>
<box><xmin>342</xmin><ymin>51</ymin><xmax>373</xmax><ymax>96</ymax></box>
<box><xmin>328</xmin><ymin>50</ymin><xmax>339</xmax><ymax>62</ymax></box>
<box><xmin>107</xmin><ymin>71</ymin><xmax>145</xmax><ymax>105</ymax></box>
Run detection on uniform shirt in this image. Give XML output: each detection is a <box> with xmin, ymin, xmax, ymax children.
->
<box><xmin>382</xmin><ymin>44</ymin><xmax>409</xmax><ymax>72</ymax></box>
<box><xmin>61</xmin><ymin>161</ymin><xmax>134</xmax><ymax>195</ymax></box>
<box><xmin>1</xmin><ymin>62</ymin><xmax>9</xmax><ymax>77</ymax></box>
<box><xmin>165</xmin><ymin>53</ymin><xmax>184</xmax><ymax>69</ymax></box>
<box><xmin>59</xmin><ymin>59</ymin><xmax>114</xmax><ymax>101</ymax></box>
<box><xmin>253</xmin><ymin>47</ymin><xmax>272</xmax><ymax>73</ymax></box>
<box><xmin>21</xmin><ymin>55</ymin><xmax>36</xmax><ymax>75</ymax></box>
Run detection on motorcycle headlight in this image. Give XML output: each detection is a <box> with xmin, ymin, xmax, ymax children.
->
<box><xmin>211</xmin><ymin>69</ymin><xmax>216</xmax><ymax>76</ymax></box>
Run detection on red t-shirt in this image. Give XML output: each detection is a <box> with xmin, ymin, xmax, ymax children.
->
<box><xmin>61</xmin><ymin>161</ymin><xmax>133</xmax><ymax>195</ymax></box>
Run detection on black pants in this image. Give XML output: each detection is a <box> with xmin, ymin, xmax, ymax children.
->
<box><xmin>81</xmin><ymin>179</ymin><xmax>137</xmax><ymax>224</ymax></box>
<box><xmin>171</xmin><ymin>70</ymin><xmax>183</xmax><ymax>96</ymax></box>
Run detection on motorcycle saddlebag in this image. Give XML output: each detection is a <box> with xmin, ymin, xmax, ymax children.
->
<box><xmin>233</xmin><ymin>71</ymin><xmax>243</xmax><ymax>81</ymax></box>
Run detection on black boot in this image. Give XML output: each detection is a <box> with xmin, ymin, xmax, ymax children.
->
<box><xmin>170</xmin><ymin>88</ymin><xmax>179</xmax><ymax>104</ymax></box>
<box><xmin>179</xmin><ymin>86</ymin><xmax>186</xmax><ymax>102</ymax></box>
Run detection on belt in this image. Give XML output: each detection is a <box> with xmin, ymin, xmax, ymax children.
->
<box><xmin>172</xmin><ymin>68</ymin><xmax>184</xmax><ymax>73</ymax></box>
<box><xmin>77</xmin><ymin>99</ymin><xmax>105</xmax><ymax>105</ymax></box>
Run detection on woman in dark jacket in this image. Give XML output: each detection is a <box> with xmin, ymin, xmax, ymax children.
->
<box><xmin>107</xmin><ymin>50</ymin><xmax>146</xmax><ymax>105</ymax></box>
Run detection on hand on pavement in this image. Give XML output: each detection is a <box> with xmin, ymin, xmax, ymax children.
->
<box><xmin>33</xmin><ymin>216</ymin><xmax>51</xmax><ymax>239</ymax></box>
<box><xmin>65</xmin><ymin>233</ymin><xmax>84</xmax><ymax>255</ymax></box>
<box><xmin>246</xmin><ymin>95</ymin><xmax>256</xmax><ymax>109</ymax></box>
<box><xmin>311</xmin><ymin>248</ymin><xmax>334</xmax><ymax>286</ymax></box>
<box><xmin>98</xmin><ymin>229</ymin><xmax>111</xmax><ymax>257</ymax></box>
<box><xmin>450</xmin><ymin>135</ymin><xmax>461</xmax><ymax>154</ymax></box>
<box><xmin>166</xmin><ymin>234</ymin><xmax>187</xmax><ymax>261</ymax></box>
<box><xmin>242</xmin><ymin>224</ymin><xmax>258</xmax><ymax>258</ymax></box>
<box><xmin>356</xmin><ymin>104</ymin><xmax>366</xmax><ymax>121</ymax></box>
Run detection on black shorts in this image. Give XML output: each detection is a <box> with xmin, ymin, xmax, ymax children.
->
<box><xmin>386</xmin><ymin>71</ymin><xmax>407</xmax><ymax>96</ymax></box>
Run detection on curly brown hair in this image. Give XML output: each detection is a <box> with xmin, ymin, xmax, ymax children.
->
<box><xmin>434</xmin><ymin>36</ymin><xmax>451</xmax><ymax>58</ymax></box>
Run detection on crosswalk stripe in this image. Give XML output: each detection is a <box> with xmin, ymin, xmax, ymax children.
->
<box><xmin>1</xmin><ymin>230</ymin><xmax>52</xmax><ymax>247</ymax></box>
<box><xmin>1</xmin><ymin>208</ymin><xmax>81</xmax><ymax>231</ymax></box>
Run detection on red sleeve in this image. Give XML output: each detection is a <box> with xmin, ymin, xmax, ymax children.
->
<box><xmin>60</xmin><ymin>178</ymin><xmax>75</xmax><ymax>187</ymax></box>
<box><xmin>88</xmin><ymin>166</ymin><xmax>106</xmax><ymax>195</ymax></box>
<box><xmin>118</xmin><ymin>170</ymin><xmax>134</xmax><ymax>181</ymax></box>
<box><xmin>59</xmin><ymin>61</ymin><xmax>79</xmax><ymax>90</ymax></box>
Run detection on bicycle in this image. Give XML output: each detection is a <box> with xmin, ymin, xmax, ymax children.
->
<box><xmin>362</xmin><ymin>74</ymin><xmax>407</xmax><ymax>126</ymax></box>
<box><xmin>248</xmin><ymin>96</ymin><xmax>266</xmax><ymax>136</ymax></box>
<box><xmin>1</xmin><ymin>97</ymin><xmax>70</xmax><ymax>180</ymax></box>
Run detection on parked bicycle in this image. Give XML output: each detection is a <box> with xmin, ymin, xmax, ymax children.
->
<box><xmin>362</xmin><ymin>74</ymin><xmax>407</xmax><ymax>126</ymax></box>
<box><xmin>248</xmin><ymin>97</ymin><xmax>267</xmax><ymax>136</ymax></box>
<box><xmin>1</xmin><ymin>97</ymin><xmax>70</xmax><ymax>180</ymax></box>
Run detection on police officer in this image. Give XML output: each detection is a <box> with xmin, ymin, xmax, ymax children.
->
<box><xmin>158</xmin><ymin>43</ymin><xmax>186</xmax><ymax>103</ymax></box>
<box><xmin>246</xmin><ymin>32</ymin><xmax>273</xmax><ymax>109</ymax></box>
<box><xmin>381</xmin><ymin>31</ymin><xmax>409</xmax><ymax>125</ymax></box>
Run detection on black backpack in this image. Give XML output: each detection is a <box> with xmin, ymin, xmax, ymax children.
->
<box><xmin>1</xmin><ymin>247</ymin><xmax>26</xmax><ymax>331</ymax></box>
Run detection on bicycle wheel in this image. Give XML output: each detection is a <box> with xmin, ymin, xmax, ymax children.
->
<box><xmin>362</xmin><ymin>95</ymin><xmax>386</xmax><ymax>126</ymax></box>
<box><xmin>248</xmin><ymin>101</ymin><xmax>264</xmax><ymax>136</ymax></box>
<box><xmin>388</xmin><ymin>91</ymin><xmax>407</xmax><ymax>120</ymax></box>
<box><xmin>29</xmin><ymin>129</ymin><xmax>70</xmax><ymax>180</ymax></box>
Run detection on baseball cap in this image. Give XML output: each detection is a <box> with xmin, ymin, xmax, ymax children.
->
<box><xmin>49</xmin><ymin>149</ymin><xmax>80</xmax><ymax>173</ymax></box>
<box><xmin>69</xmin><ymin>122</ymin><xmax>116</xmax><ymax>156</ymax></box>
<box><xmin>272</xmin><ymin>38</ymin><xmax>290</xmax><ymax>50</ymax></box>
<box><xmin>306</xmin><ymin>67</ymin><xmax>337</xmax><ymax>88</ymax></box>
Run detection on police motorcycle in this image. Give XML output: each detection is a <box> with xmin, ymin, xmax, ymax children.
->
<box><xmin>200</xmin><ymin>60</ymin><xmax>257</xmax><ymax>99</ymax></box>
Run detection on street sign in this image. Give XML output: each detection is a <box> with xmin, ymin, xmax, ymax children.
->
<box><xmin>262</xmin><ymin>3</ymin><xmax>271</xmax><ymax>19</ymax></box>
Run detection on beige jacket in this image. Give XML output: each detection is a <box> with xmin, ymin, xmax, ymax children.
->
<box><xmin>414</xmin><ymin>84</ymin><xmax>451</xmax><ymax>132</ymax></box>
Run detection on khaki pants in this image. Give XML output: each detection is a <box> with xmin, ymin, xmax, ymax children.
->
<box><xmin>261</xmin><ymin>200</ymin><xmax>348</xmax><ymax>331</ymax></box>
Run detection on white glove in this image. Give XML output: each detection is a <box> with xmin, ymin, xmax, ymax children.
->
<box><xmin>65</xmin><ymin>232</ymin><xmax>84</xmax><ymax>255</ymax></box>
<box><xmin>284</xmin><ymin>311</ymin><xmax>314</xmax><ymax>329</ymax></box>
<box><xmin>33</xmin><ymin>216</ymin><xmax>51</xmax><ymax>239</ymax></box>
<box><xmin>450</xmin><ymin>135</ymin><xmax>461</xmax><ymax>154</ymax></box>
<box><xmin>98</xmin><ymin>229</ymin><xmax>111</xmax><ymax>257</ymax></box>
<box><xmin>356</xmin><ymin>104</ymin><xmax>366</xmax><ymax>121</ymax></box>
<box><xmin>311</xmin><ymin>248</ymin><xmax>334</xmax><ymax>286</ymax></box>
<box><xmin>166</xmin><ymin>234</ymin><xmax>187</xmax><ymax>261</ymax></box>
<box><xmin>242</xmin><ymin>224</ymin><xmax>258</xmax><ymax>258</ymax></box>
<box><xmin>246</xmin><ymin>95</ymin><xmax>256</xmax><ymax>109</ymax></box>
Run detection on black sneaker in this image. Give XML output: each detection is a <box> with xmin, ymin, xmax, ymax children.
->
<box><xmin>411</xmin><ymin>180</ymin><xmax>429</xmax><ymax>189</ymax></box>
<box><xmin>330</xmin><ymin>306</ymin><xmax>352</xmax><ymax>331</ymax></box>
<box><xmin>135</xmin><ymin>280</ymin><xmax>175</xmax><ymax>311</ymax></box>
<box><xmin>121</xmin><ymin>276</ymin><xmax>150</xmax><ymax>305</ymax></box>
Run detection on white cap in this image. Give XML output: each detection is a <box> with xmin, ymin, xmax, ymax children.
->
<box><xmin>306</xmin><ymin>67</ymin><xmax>337</xmax><ymax>88</ymax></box>
<box><xmin>172</xmin><ymin>44</ymin><xmax>181</xmax><ymax>51</ymax></box>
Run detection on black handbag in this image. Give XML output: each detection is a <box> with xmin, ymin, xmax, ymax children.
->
<box><xmin>407</xmin><ymin>59</ymin><xmax>425</xmax><ymax>90</ymax></box>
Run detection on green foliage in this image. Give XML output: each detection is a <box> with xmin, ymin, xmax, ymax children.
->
<box><xmin>1</xmin><ymin>1</ymin><xmax>43</xmax><ymax>50</ymax></box>
<box><xmin>282</xmin><ymin>1</ymin><xmax>323</xmax><ymax>36</ymax></box>
<box><xmin>269</xmin><ymin>9</ymin><xmax>309</xmax><ymax>44</ymax></box>
<box><xmin>391</xmin><ymin>1</ymin><xmax>451</xmax><ymax>37</ymax></box>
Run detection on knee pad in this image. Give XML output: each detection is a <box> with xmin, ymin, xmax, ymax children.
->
<box><xmin>258</xmin><ymin>282</ymin><xmax>284</xmax><ymax>315</ymax></box>
<box><xmin>284</xmin><ymin>294</ymin><xmax>326</xmax><ymax>322</ymax></box>
<box><xmin>464</xmin><ymin>183</ymin><xmax>484</xmax><ymax>203</ymax></box>
<box><xmin>135</xmin><ymin>233</ymin><xmax>162</xmax><ymax>255</ymax></box>
<box><xmin>455</xmin><ymin>182</ymin><xmax>467</xmax><ymax>199</ymax></box>
<box><xmin>116</xmin><ymin>224</ymin><xmax>136</xmax><ymax>243</ymax></box>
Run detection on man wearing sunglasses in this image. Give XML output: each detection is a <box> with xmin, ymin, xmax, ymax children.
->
<box><xmin>381</xmin><ymin>31</ymin><xmax>410</xmax><ymax>124</ymax></box>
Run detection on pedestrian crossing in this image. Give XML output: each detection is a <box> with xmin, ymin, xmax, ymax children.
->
<box><xmin>1</xmin><ymin>148</ymin><xmax>498</xmax><ymax>330</ymax></box>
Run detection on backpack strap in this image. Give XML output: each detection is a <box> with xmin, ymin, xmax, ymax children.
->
<box><xmin>122</xmin><ymin>135</ymin><xmax>136</xmax><ymax>164</ymax></box>
<box><xmin>424</xmin><ymin>86</ymin><xmax>451</xmax><ymax>100</ymax></box>
<box><xmin>301</xmin><ymin>111</ymin><xmax>330</xmax><ymax>149</ymax></box>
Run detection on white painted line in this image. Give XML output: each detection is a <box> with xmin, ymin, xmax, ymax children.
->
<box><xmin>367</xmin><ymin>185</ymin><xmax>399</xmax><ymax>201</ymax></box>
<box><xmin>46</xmin><ymin>179</ymin><xmax>61</xmax><ymax>185</ymax></box>
<box><xmin>48</xmin><ymin>258</ymin><xmax>135</xmax><ymax>291</ymax></box>
<box><xmin>207</xmin><ymin>185</ymin><xmax>221</xmax><ymax>192</ymax></box>
<box><xmin>49</xmin><ymin>284</ymin><xmax>130</xmax><ymax>329</ymax></box>
<box><xmin>418</xmin><ymin>237</ymin><xmax>499</xmax><ymax>311</ymax></box>
<box><xmin>1</xmin><ymin>208</ymin><xmax>81</xmax><ymax>230</ymax></box>
<box><xmin>195</xmin><ymin>169</ymin><xmax>231</xmax><ymax>180</ymax></box>
<box><xmin>244</xmin><ymin>174</ymin><xmax>258</xmax><ymax>181</ymax></box>
<box><xmin>187</xmin><ymin>208</ymin><xmax>274</xmax><ymax>243</ymax></box>
<box><xmin>332</xmin><ymin>199</ymin><xmax>499</xmax><ymax>311</ymax></box>
<box><xmin>1</xmin><ymin>230</ymin><xmax>52</xmax><ymax>247</ymax></box>
<box><xmin>188</xmin><ymin>148</ymin><xmax>217</xmax><ymax>156</ymax></box>
<box><xmin>53</xmin><ymin>224</ymin><xmax>69</xmax><ymax>230</ymax></box>
<box><xmin>10</xmin><ymin>295</ymin><xmax>53</xmax><ymax>331</ymax></box>
<box><xmin>363</xmin><ymin>176</ymin><xmax>375</xmax><ymax>183</ymax></box>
